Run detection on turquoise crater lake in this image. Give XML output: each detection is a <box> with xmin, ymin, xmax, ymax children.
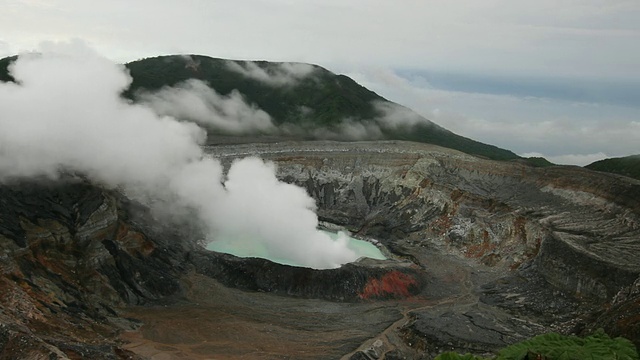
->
<box><xmin>206</xmin><ymin>230</ymin><xmax>386</xmax><ymax>267</ymax></box>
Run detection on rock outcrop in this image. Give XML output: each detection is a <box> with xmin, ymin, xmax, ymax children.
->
<box><xmin>0</xmin><ymin>179</ymin><xmax>191</xmax><ymax>358</ymax></box>
<box><xmin>191</xmin><ymin>253</ymin><xmax>424</xmax><ymax>301</ymax></box>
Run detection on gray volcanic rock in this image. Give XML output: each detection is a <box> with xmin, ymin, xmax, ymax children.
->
<box><xmin>582</xmin><ymin>275</ymin><xmax>640</xmax><ymax>350</ymax></box>
<box><xmin>401</xmin><ymin>302</ymin><xmax>546</xmax><ymax>358</ymax></box>
<box><xmin>190</xmin><ymin>251</ymin><xmax>424</xmax><ymax>301</ymax></box>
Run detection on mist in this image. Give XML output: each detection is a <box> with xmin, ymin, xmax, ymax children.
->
<box><xmin>226</xmin><ymin>60</ymin><xmax>317</xmax><ymax>87</ymax></box>
<box><xmin>135</xmin><ymin>73</ymin><xmax>431</xmax><ymax>143</ymax></box>
<box><xmin>0</xmin><ymin>41</ymin><xmax>358</xmax><ymax>269</ymax></box>
<box><xmin>300</xmin><ymin>101</ymin><xmax>433</xmax><ymax>141</ymax></box>
<box><xmin>137</xmin><ymin>79</ymin><xmax>277</xmax><ymax>135</ymax></box>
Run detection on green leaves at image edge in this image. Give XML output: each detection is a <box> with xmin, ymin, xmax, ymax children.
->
<box><xmin>435</xmin><ymin>330</ymin><xmax>639</xmax><ymax>360</ymax></box>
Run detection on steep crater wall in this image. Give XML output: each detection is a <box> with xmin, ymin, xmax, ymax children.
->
<box><xmin>1</xmin><ymin>141</ymin><xmax>639</xmax><ymax>357</ymax></box>
<box><xmin>210</xmin><ymin>141</ymin><xmax>640</xmax><ymax>302</ymax></box>
<box><xmin>0</xmin><ymin>179</ymin><xmax>195</xmax><ymax>358</ymax></box>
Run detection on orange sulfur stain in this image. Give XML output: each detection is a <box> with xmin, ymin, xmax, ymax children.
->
<box><xmin>359</xmin><ymin>270</ymin><xmax>418</xmax><ymax>300</ymax></box>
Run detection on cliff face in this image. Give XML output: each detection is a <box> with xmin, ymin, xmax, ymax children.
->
<box><xmin>1</xmin><ymin>140</ymin><xmax>639</xmax><ymax>358</ymax></box>
<box><xmin>212</xmin><ymin>141</ymin><xmax>640</xmax><ymax>300</ymax></box>
<box><xmin>0</xmin><ymin>179</ymin><xmax>191</xmax><ymax>358</ymax></box>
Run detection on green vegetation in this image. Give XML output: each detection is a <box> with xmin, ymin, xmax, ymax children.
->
<box><xmin>0</xmin><ymin>55</ymin><xmax>17</xmax><ymax>82</ymax></box>
<box><xmin>124</xmin><ymin>55</ymin><xmax>519</xmax><ymax>160</ymax></box>
<box><xmin>522</xmin><ymin>157</ymin><xmax>555</xmax><ymax>168</ymax></box>
<box><xmin>0</xmin><ymin>54</ymin><xmax>520</xmax><ymax>160</ymax></box>
<box><xmin>387</xmin><ymin>122</ymin><xmax>519</xmax><ymax>161</ymax></box>
<box><xmin>586</xmin><ymin>155</ymin><xmax>640</xmax><ymax>181</ymax></box>
<box><xmin>435</xmin><ymin>331</ymin><xmax>639</xmax><ymax>360</ymax></box>
<box><xmin>124</xmin><ymin>55</ymin><xmax>382</xmax><ymax>127</ymax></box>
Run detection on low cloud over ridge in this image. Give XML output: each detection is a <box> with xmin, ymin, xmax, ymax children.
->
<box><xmin>226</xmin><ymin>60</ymin><xmax>317</xmax><ymax>86</ymax></box>
<box><xmin>134</xmin><ymin>74</ymin><xmax>434</xmax><ymax>143</ymax></box>
<box><xmin>137</xmin><ymin>79</ymin><xmax>277</xmax><ymax>135</ymax></box>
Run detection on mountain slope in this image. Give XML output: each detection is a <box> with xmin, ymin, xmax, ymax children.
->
<box><xmin>124</xmin><ymin>55</ymin><xmax>383</xmax><ymax>127</ymax></box>
<box><xmin>125</xmin><ymin>55</ymin><xmax>520</xmax><ymax>160</ymax></box>
<box><xmin>0</xmin><ymin>54</ymin><xmax>520</xmax><ymax>160</ymax></box>
<box><xmin>0</xmin><ymin>55</ymin><xmax>17</xmax><ymax>82</ymax></box>
<box><xmin>586</xmin><ymin>155</ymin><xmax>640</xmax><ymax>181</ymax></box>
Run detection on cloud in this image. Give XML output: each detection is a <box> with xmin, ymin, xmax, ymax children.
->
<box><xmin>372</xmin><ymin>101</ymin><xmax>434</xmax><ymax>130</ymax></box>
<box><xmin>3</xmin><ymin>1</ymin><xmax>639</xmax><ymax>80</ymax></box>
<box><xmin>0</xmin><ymin>39</ymin><xmax>10</xmax><ymax>57</ymax></box>
<box><xmin>343</xmin><ymin>67</ymin><xmax>640</xmax><ymax>165</ymax></box>
<box><xmin>136</xmin><ymin>79</ymin><xmax>277</xmax><ymax>135</ymax></box>
<box><xmin>2</xmin><ymin>1</ymin><xmax>638</xmax><ymax>168</ymax></box>
<box><xmin>135</xmin><ymin>75</ymin><xmax>429</xmax><ymax>143</ymax></box>
<box><xmin>226</xmin><ymin>60</ymin><xmax>316</xmax><ymax>86</ymax></box>
<box><xmin>306</xmin><ymin>119</ymin><xmax>384</xmax><ymax>141</ymax></box>
<box><xmin>521</xmin><ymin>152</ymin><xmax>609</xmax><ymax>166</ymax></box>
<box><xmin>133</xmin><ymin>70</ymin><xmax>431</xmax><ymax>143</ymax></box>
<box><xmin>278</xmin><ymin>100</ymin><xmax>434</xmax><ymax>142</ymax></box>
<box><xmin>0</xmin><ymin>40</ymin><xmax>202</xmax><ymax>184</ymax></box>
<box><xmin>0</xmin><ymin>41</ymin><xmax>360</xmax><ymax>269</ymax></box>
<box><xmin>206</xmin><ymin>157</ymin><xmax>357</xmax><ymax>268</ymax></box>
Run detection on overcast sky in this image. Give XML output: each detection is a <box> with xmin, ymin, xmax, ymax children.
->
<box><xmin>2</xmin><ymin>0</ymin><xmax>639</xmax><ymax>165</ymax></box>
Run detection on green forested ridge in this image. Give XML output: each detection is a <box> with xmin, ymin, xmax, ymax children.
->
<box><xmin>521</xmin><ymin>157</ymin><xmax>555</xmax><ymax>168</ymax></box>
<box><xmin>1</xmin><ymin>54</ymin><xmax>520</xmax><ymax>160</ymax></box>
<box><xmin>0</xmin><ymin>55</ymin><xmax>17</xmax><ymax>82</ymax></box>
<box><xmin>124</xmin><ymin>55</ymin><xmax>384</xmax><ymax>128</ymax></box>
<box><xmin>435</xmin><ymin>331</ymin><xmax>639</xmax><ymax>360</ymax></box>
<box><xmin>586</xmin><ymin>155</ymin><xmax>640</xmax><ymax>181</ymax></box>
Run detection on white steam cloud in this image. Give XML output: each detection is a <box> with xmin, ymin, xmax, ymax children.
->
<box><xmin>301</xmin><ymin>101</ymin><xmax>434</xmax><ymax>141</ymax></box>
<box><xmin>308</xmin><ymin>119</ymin><xmax>385</xmax><ymax>141</ymax></box>
<box><xmin>134</xmin><ymin>74</ymin><xmax>432</xmax><ymax>143</ymax></box>
<box><xmin>137</xmin><ymin>79</ymin><xmax>277</xmax><ymax>135</ymax></box>
<box><xmin>226</xmin><ymin>60</ymin><xmax>316</xmax><ymax>86</ymax></box>
<box><xmin>0</xmin><ymin>41</ymin><xmax>358</xmax><ymax>269</ymax></box>
<box><xmin>372</xmin><ymin>101</ymin><xmax>434</xmax><ymax>129</ymax></box>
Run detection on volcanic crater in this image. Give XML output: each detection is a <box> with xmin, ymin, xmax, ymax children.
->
<box><xmin>1</xmin><ymin>140</ymin><xmax>639</xmax><ymax>359</ymax></box>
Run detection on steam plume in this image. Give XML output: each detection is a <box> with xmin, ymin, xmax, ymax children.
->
<box><xmin>0</xmin><ymin>41</ymin><xmax>357</xmax><ymax>269</ymax></box>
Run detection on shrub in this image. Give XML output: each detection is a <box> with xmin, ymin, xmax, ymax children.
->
<box><xmin>434</xmin><ymin>330</ymin><xmax>639</xmax><ymax>360</ymax></box>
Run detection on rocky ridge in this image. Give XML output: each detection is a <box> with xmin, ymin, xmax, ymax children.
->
<box><xmin>0</xmin><ymin>179</ymin><xmax>195</xmax><ymax>358</ymax></box>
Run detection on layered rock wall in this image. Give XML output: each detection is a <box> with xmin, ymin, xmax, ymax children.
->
<box><xmin>0</xmin><ymin>180</ymin><xmax>190</xmax><ymax>358</ymax></box>
<box><xmin>210</xmin><ymin>141</ymin><xmax>640</xmax><ymax>301</ymax></box>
